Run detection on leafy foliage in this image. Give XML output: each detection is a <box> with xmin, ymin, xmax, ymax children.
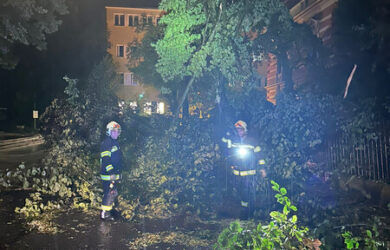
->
<box><xmin>63</xmin><ymin>76</ymin><xmax>80</xmax><ymax>105</ymax></box>
<box><xmin>222</xmin><ymin>89</ymin><xmax>340</xmax><ymax>187</ymax></box>
<box><xmin>0</xmin><ymin>0</ymin><xmax>68</xmax><ymax>69</ymax></box>
<box><xmin>215</xmin><ymin>181</ymin><xmax>317</xmax><ymax>249</ymax></box>
<box><xmin>342</xmin><ymin>225</ymin><xmax>385</xmax><ymax>250</ymax></box>
<box><xmin>154</xmin><ymin>0</ymin><xmax>291</xmax><ymax>114</ymax></box>
<box><xmin>127</xmin><ymin>116</ymin><xmax>222</xmax><ymax>217</ymax></box>
<box><xmin>0</xmin><ymin>57</ymin><xmax>124</xmax><ymax>226</ymax></box>
<box><xmin>156</xmin><ymin>0</ymin><xmax>291</xmax><ymax>84</ymax></box>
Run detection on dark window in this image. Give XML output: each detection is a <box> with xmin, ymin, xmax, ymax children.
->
<box><xmin>119</xmin><ymin>73</ymin><xmax>124</xmax><ymax>85</ymax></box>
<box><xmin>147</xmin><ymin>16</ymin><xmax>153</xmax><ymax>25</ymax></box>
<box><xmin>156</xmin><ymin>17</ymin><xmax>160</xmax><ymax>24</ymax></box>
<box><xmin>114</xmin><ymin>14</ymin><xmax>124</xmax><ymax>26</ymax></box>
<box><xmin>134</xmin><ymin>16</ymin><xmax>139</xmax><ymax>26</ymax></box>
<box><xmin>120</xmin><ymin>15</ymin><xmax>124</xmax><ymax>25</ymax></box>
<box><xmin>128</xmin><ymin>16</ymin><xmax>133</xmax><ymax>26</ymax></box>
<box><xmin>142</xmin><ymin>16</ymin><xmax>146</xmax><ymax>24</ymax></box>
<box><xmin>117</xmin><ymin>45</ymin><xmax>124</xmax><ymax>57</ymax></box>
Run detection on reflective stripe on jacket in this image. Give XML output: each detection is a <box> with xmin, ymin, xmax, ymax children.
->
<box><xmin>100</xmin><ymin>136</ymin><xmax>122</xmax><ymax>176</ymax></box>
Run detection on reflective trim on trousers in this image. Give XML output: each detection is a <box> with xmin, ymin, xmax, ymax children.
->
<box><xmin>101</xmin><ymin>204</ymin><xmax>113</xmax><ymax>211</ymax></box>
<box><xmin>232</xmin><ymin>169</ymin><xmax>256</xmax><ymax>176</ymax></box>
<box><xmin>100</xmin><ymin>174</ymin><xmax>121</xmax><ymax>181</ymax></box>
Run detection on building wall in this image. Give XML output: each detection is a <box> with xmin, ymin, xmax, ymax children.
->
<box><xmin>265</xmin><ymin>0</ymin><xmax>338</xmax><ymax>104</ymax></box>
<box><xmin>106</xmin><ymin>6</ymin><xmax>163</xmax><ymax>102</ymax></box>
<box><xmin>291</xmin><ymin>0</ymin><xmax>338</xmax><ymax>46</ymax></box>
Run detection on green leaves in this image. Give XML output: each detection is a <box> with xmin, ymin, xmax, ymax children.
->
<box><xmin>156</xmin><ymin>0</ymin><xmax>207</xmax><ymax>81</ymax></box>
<box><xmin>63</xmin><ymin>76</ymin><xmax>80</xmax><ymax>105</ymax></box>
<box><xmin>342</xmin><ymin>231</ymin><xmax>360</xmax><ymax>249</ymax></box>
<box><xmin>155</xmin><ymin>0</ymin><xmax>291</xmax><ymax>85</ymax></box>
<box><xmin>132</xmin><ymin>117</ymin><xmax>221</xmax><ymax>216</ymax></box>
<box><xmin>216</xmin><ymin>181</ymin><xmax>313</xmax><ymax>249</ymax></box>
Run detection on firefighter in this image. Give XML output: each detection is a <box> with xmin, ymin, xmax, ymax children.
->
<box><xmin>100</xmin><ymin>121</ymin><xmax>122</xmax><ymax>220</ymax></box>
<box><xmin>222</xmin><ymin>120</ymin><xmax>266</xmax><ymax>219</ymax></box>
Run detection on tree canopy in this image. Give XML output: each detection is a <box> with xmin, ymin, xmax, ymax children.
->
<box><xmin>154</xmin><ymin>0</ymin><xmax>292</xmax><ymax>114</ymax></box>
<box><xmin>0</xmin><ymin>0</ymin><xmax>107</xmax><ymax>126</ymax></box>
<box><xmin>0</xmin><ymin>0</ymin><xmax>68</xmax><ymax>69</ymax></box>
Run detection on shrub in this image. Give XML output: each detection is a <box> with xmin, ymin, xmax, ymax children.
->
<box><xmin>215</xmin><ymin>180</ymin><xmax>321</xmax><ymax>249</ymax></box>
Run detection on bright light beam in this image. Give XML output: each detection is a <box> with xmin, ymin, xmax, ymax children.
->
<box><xmin>237</xmin><ymin>147</ymin><xmax>249</xmax><ymax>159</ymax></box>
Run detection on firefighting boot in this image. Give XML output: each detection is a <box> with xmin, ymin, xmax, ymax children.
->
<box><xmin>100</xmin><ymin>210</ymin><xmax>115</xmax><ymax>221</ymax></box>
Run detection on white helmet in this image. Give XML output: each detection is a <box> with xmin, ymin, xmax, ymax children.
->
<box><xmin>234</xmin><ymin>120</ymin><xmax>247</xmax><ymax>132</ymax></box>
<box><xmin>106</xmin><ymin>121</ymin><xmax>121</xmax><ymax>136</ymax></box>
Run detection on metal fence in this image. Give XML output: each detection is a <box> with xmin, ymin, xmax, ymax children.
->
<box><xmin>326</xmin><ymin>129</ymin><xmax>390</xmax><ymax>182</ymax></box>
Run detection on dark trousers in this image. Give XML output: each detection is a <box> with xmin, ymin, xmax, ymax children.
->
<box><xmin>233</xmin><ymin>174</ymin><xmax>257</xmax><ymax>217</ymax></box>
<box><xmin>101</xmin><ymin>181</ymin><xmax>118</xmax><ymax>211</ymax></box>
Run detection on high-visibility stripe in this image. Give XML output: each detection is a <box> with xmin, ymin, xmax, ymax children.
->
<box><xmin>232</xmin><ymin>169</ymin><xmax>256</xmax><ymax>176</ymax></box>
<box><xmin>111</xmin><ymin>146</ymin><xmax>118</xmax><ymax>152</ymax></box>
<box><xmin>259</xmin><ymin>159</ymin><xmax>266</xmax><ymax>165</ymax></box>
<box><xmin>240</xmin><ymin>170</ymin><xmax>256</xmax><ymax>176</ymax></box>
<box><xmin>101</xmin><ymin>151</ymin><xmax>111</xmax><ymax>157</ymax></box>
<box><xmin>106</xmin><ymin>165</ymin><xmax>114</xmax><ymax>171</ymax></box>
<box><xmin>241</xmin><ymin>201</ymin><xmax>248</xmax><ymax>207</ymax></box>
<box><xmin>101</xmin><ymin>205</ymin><xmax>113</xmax><ymax>211</ymax></box>
<box><xmin>238</xmin><ymin>144</ymin><xmax>255</xmax><ymax>149</ymax></box>
<box><xmin>100</xmin><ymin>174</ymin><xmax>121</xmax><ymax>181</ymax></box>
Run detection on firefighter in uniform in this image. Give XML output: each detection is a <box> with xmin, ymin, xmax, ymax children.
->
<box><xmin>100</xmin><ymin>121</ymin><xmax>122</xmax><ymax>220</ymax></box>
<box><xmin>222</xmin><ymin>120</ymin><xmax>266</xmax><ymax>219</ymax></box>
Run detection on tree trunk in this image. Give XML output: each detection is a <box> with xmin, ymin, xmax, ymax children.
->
<box><xmin>183</xmin><ymin>93</ymin><xmax>189</xmax><ymax>118</ymax></box>
<box><xmin>280</xmin><ymin>53</ymin><xmax>293</xmax><ymax>92</ymax></box>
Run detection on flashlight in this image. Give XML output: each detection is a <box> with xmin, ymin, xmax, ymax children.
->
<box><xmin>237</xmin><ymin>146</ymin><xmax>249</xmax><ymax>158</ymax></box>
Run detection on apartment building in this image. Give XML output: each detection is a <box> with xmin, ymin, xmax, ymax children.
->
<box><xmin>105</xmin><ymin>0</ymin><xmax>164</xmax><ymax>114</ymax></box>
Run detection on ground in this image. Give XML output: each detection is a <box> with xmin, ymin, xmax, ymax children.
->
<box><xmin>1</xmin><ymin>132</ymin><xmax>390</xmax><ymax>249</ymax></box>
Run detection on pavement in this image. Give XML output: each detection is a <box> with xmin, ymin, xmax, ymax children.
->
<box><xmin>0</xmin><ymin>132</ymin><xmax>45</xmax><ymax>171</ymax></box>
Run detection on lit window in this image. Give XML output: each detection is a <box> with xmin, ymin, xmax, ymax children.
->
<box><xmin>157</xmin><ymin>102</ymin><xmax>165</xmax><ymax>114</ymax></box>
<box><xmin>114</xmin><ymin>14</ymin><xmax>125</xmax><ymax>26</ymax></box>
<box><xmin>129</xmin><ymin>101</ymin><xmax>137</xmax><ymax>110</ymax></box>
<box><xmin>144</xmin><ymin>102</ymin><xmax>152</xmax><ymax>115</ymax></box>
<box><xmin>116</xmin><ymin>45</ymin><xmax>124</xmax><ymax>57</ymax></box>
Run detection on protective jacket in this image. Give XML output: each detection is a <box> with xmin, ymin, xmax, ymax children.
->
<box><xmin>228</xmin><ymin>135</ymin><xmax>265</xmax><ymax>175</ymax></box>
<box><xmin>223</xmin><ymin>134</ymin><xmax>266</xmax><ymax>218</ymax></box>
<box><xmin>100</xmin><ymin>136</ymin><xmax>122</xmax><ymax>180</ymax></box>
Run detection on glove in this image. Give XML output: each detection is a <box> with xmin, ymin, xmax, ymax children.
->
<box><xmin>254</xmin><ymin>146</ymin><xmax>261</xmax><ymax>152</ymax></box>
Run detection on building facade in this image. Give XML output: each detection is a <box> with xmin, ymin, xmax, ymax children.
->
<box><xmin>106</xmin><ymin>0</ymin><xmax>164</xmax><ymax>114</ymax></box>
<box><xmin>265</xmin><ymin>0</ymin><xmax>338</xmax><ymax>103</ymax></box>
